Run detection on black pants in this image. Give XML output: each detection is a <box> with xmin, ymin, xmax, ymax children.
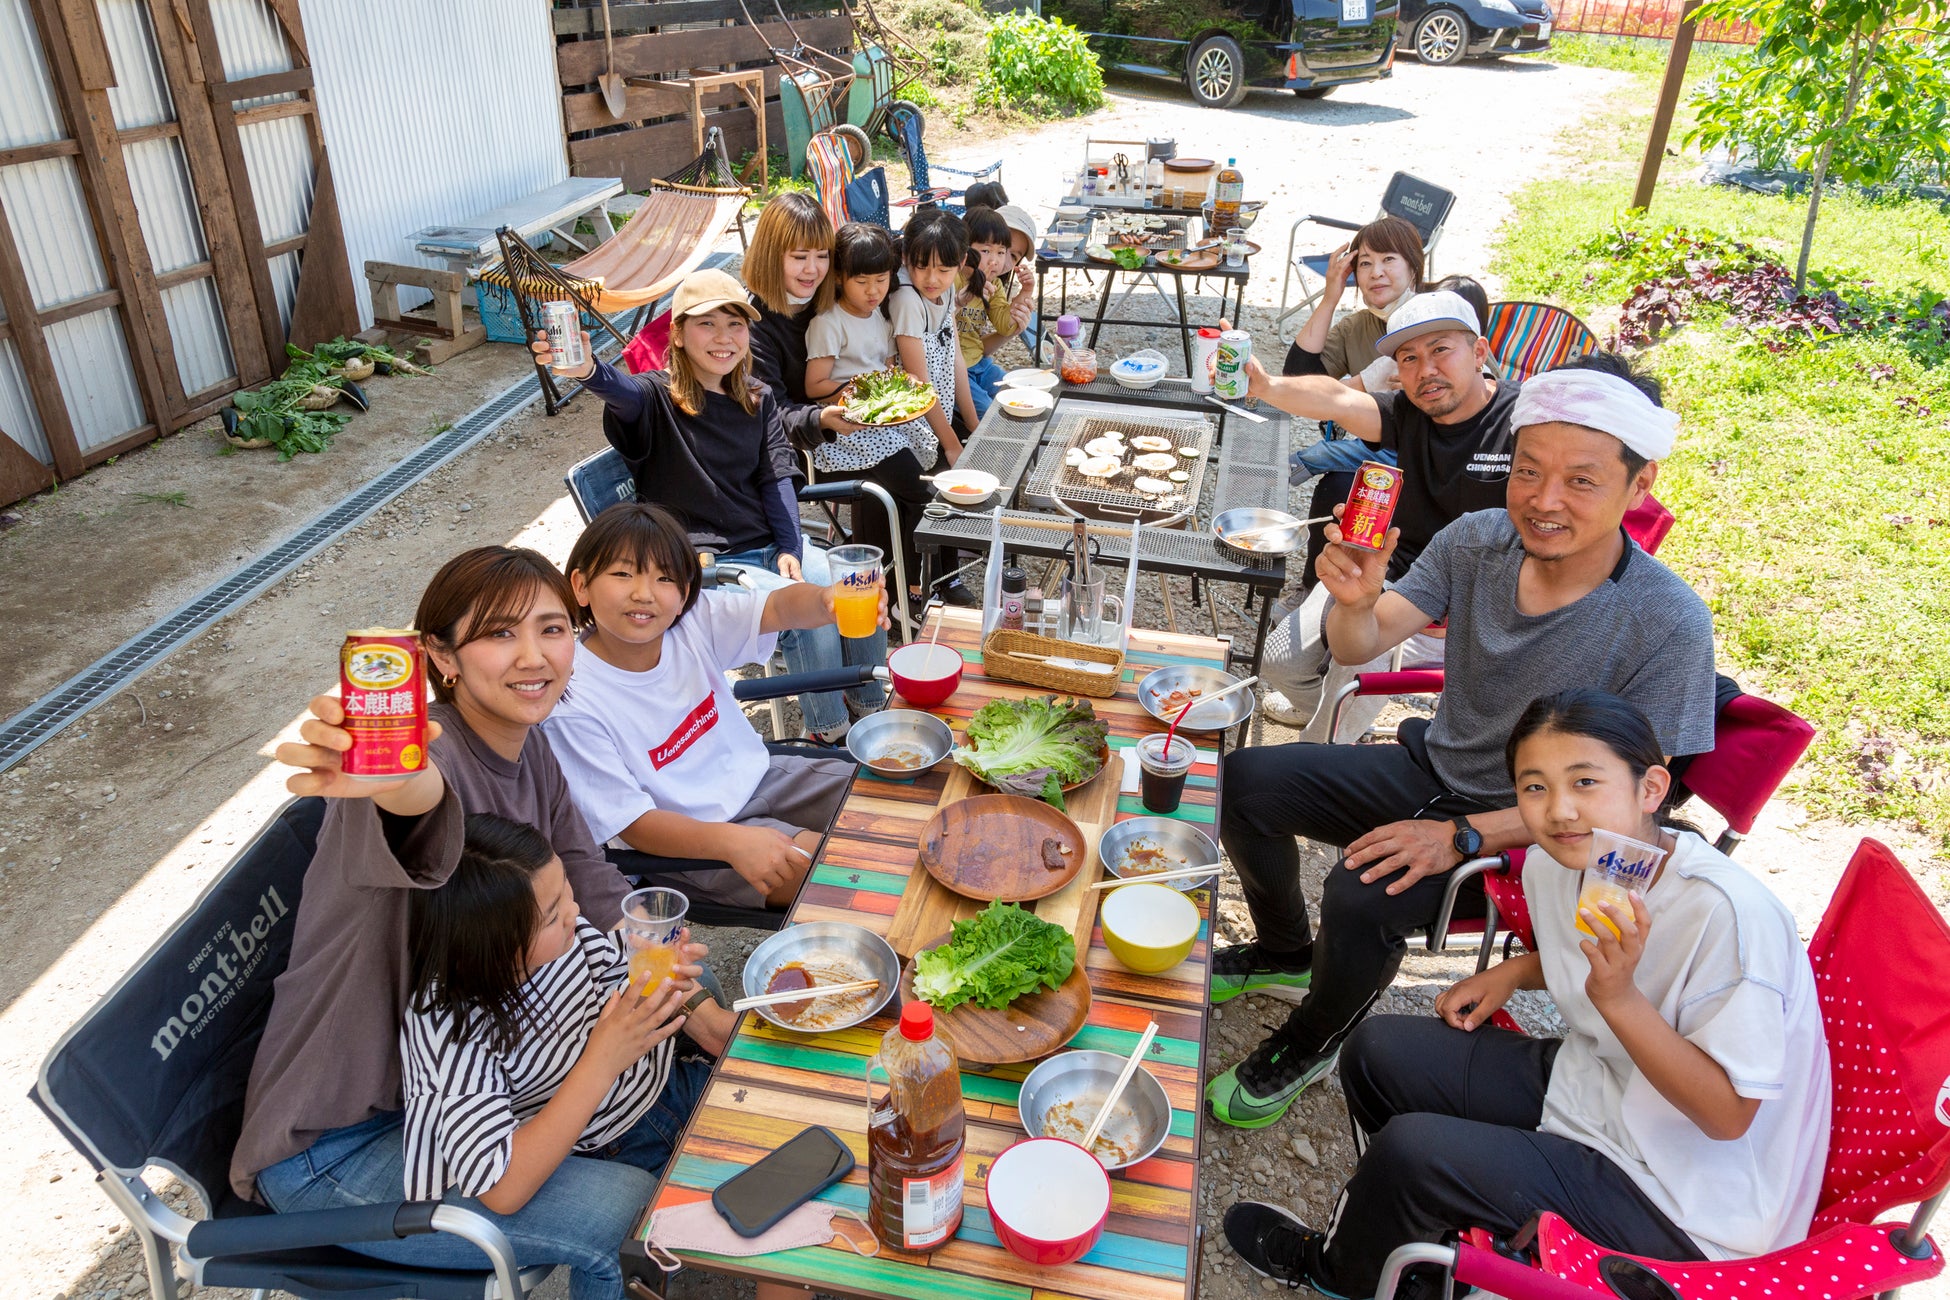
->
<box><xmin>1320</xmin><ymin>1016</ymin><xmax>1703</xmax><ymax>1299</ymax></box>
<box><xmin>1301</xmin><ymin>470</ymin><xmax>1355</xmax><ymax>591</ymax></box>
<box><xmin>1218</xmin><ymin>719</ymin><xmax>1490</xmax><ymax>1051</ymax></box>
<box><xmin>849</xmin><ymin>449</ymin><xmax>932</xmax><ymax>591</ymax></box>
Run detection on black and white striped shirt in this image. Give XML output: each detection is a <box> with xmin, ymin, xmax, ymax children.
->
<box><xmin>399</xmin><ymin>918</ymin><xmax>674</xmax><ymax>1199</ymax></box>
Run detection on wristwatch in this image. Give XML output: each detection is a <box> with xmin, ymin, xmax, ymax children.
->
<box><xmin>1450</xmin><ymin>816</ymin><xmax>1483</xmax><ymax>860</ymax></box>
<box><xmin>679</xmin><ymin>986</ymin><xmax>717</xmax><ymax>1017</ymax></box>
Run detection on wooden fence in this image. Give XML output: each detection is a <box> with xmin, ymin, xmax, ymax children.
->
<box><xmin>1550</xmin><ymin>0</ymin><xmax>1759</xmax><ymax>43</ymax></box>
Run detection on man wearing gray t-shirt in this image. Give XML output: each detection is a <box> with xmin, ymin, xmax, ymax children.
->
<box><xmin>1208</xmin><ymin>358</ymin><xmax>1718</xmax><ymax>1129</ymax></box>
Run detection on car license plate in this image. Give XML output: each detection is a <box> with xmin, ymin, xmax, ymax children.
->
<box><xmin>1538</xmin><ymin>20</ymin><xmax>1552</xmax><ymax>37</ymax></box>
<box><xmin>1340</xmin><ymin>0</ymin><xmax>1368</xmax><ymax>22</ymax></box>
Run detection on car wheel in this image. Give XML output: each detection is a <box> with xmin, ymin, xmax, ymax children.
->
<box><xmin>1188</xmin><ymin>35</ymin><xmax>1250</xmax><ymax>109</ymax></box>
<box><xmin>1291</xmin><ymin>85</ymin><xmax>1334</xmax><ymax>98</ymax></box>
<box><xmin>1414</xmin><ymin>7</ymin><xmax>1469</xmax><ymax>64</ymax></box>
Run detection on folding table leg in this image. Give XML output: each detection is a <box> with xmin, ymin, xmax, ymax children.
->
<box><xmin>1086</xmin><ymin>269</ymin><xmax>1118</xmax><ymax>349</ymax></box>
<box><xmin>1157</xmin><ymin>572</ymin><xmax>1178</xmax><ymax>634</ymax></box>
<box><xmin>1173</xmin><ymin>274</ymin><xmax>1194</xmax><ymax>372</ymax></box>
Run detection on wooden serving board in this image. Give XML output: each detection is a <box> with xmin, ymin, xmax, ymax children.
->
<box><xmin>898</xmin><ymin>933</ymin><xmax>1094</xmax><ymax>1064</ymax></box>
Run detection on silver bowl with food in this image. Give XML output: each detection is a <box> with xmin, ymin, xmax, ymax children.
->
<box><xmin>1213</xmin><ymin>506</ymin><xmax>1301</xmax><ymax>557</ymax></box>
<box><xmin>1018</xmin><ymin>1049</ymin><xmax>1173</xmax><ymax>1170</ymax></box>
<box><xmin>741</xmin><ymin>922</ymin><xmax>900</xmax><ymax>1033</ymax></box>
<box><xmin>1138</xmin><ymin>664</ymin><xmax>1254</xmax><ymax>732</ymax></box>
<box><xmin>1097</xmin><ymin>816</ymin><xmax>1219</xmax><ymax>892</ymax></box>
<box><xmin>1199</xmin><ymin>199</ymin><xmax>1266</xmax><ymax>232</ymax></box>
<box><xmin>847</xmin><ymin>709</ymin><xmax>954</xmax><ymax>781</ymax></box>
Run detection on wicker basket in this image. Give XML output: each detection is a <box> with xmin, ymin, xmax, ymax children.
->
<box><xmin>982</xmin><ymin>629</ymin><xmax>1125</xmax><ymax>698</ymax></box>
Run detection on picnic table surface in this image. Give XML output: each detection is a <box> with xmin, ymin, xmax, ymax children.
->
<box><xmin>639</xmin><ymin>607</ymin><xmax>1229</xmax><ymax>1300</ymax></box>
<box><xmin>408</xmin><ymin>176</ymin><xmax>625</xmax><ymax>264</ymax></box>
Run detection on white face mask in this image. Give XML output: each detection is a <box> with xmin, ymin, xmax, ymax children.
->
<box><xmin>787</xmin><ymin>293</ymin><xmax>813</xmax><ymax>307</ymax></box>
<box><xmin>1368</xmin><ymin>288</ymin><xmax>1416</xmax><ymax>323</ymax></box>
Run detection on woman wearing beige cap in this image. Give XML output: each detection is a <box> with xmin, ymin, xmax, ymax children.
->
<box><xmin>533</xmin><ymin>267</ymin><xmax>886</xmax><ymax>744</ymax></box>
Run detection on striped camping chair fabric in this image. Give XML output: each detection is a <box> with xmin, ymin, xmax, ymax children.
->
<box><xmin>804</xmin><ymin>131</ymin><xmax>855</xmax><ymax>232</ymax></box>
<box><xmin>1483</xmin><ymin>300</ymin><xmax>1601</xmax><ymax>383</ymax></box>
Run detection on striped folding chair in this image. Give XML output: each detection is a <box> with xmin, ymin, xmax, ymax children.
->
<box><xmin>1483</xmin><ymin>300</ymin><xmax>1601</xmax><ymax>383</ymax></box>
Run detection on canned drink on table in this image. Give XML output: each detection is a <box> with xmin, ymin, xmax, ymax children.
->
<box><xmin>1340</xmin><ymin>460</ymin><xmax>1404</xmax><ymax>551</ymax></box>
<box><xmin>1213</xmin><ymin>329</ymin><xmax>1252</xmax><ymax>400</ymax></box>
<box><xmin>540</xmin><ymin>299</ymin><xmax>588</xmax><ymax>372</ymax></box>
<box><xmin>1191</xmin><ymin>326</ymin><xmax>1222</xmax><ymax>394</ymax></box>
<box><xmin>340</xmin><ymin>629</ymin><xmax>429</xmax><ymax>780</ymax></box>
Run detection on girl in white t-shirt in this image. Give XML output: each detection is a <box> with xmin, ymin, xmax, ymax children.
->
<box><xmin>890</xmin><ymin>209</ymin><xmax>974</xmax><ymax>466</ymax></box>
<box><xmin>542</xmin><ymin>503</ymin><xmax>884</xmax><ymax>912</ymax></box>
<box><xmin>1222</xmin><ymin>689</ymin><xmax>1830</xmax><ymax>1300</ymax></box>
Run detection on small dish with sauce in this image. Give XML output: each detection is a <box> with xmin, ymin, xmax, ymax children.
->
<box><xmin>847</xmin><ymin>708</ymin><xmax>954</xmax><ymax>780</ymax></box>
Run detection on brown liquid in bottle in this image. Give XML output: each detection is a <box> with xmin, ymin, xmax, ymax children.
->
<box><xmin>866</xmin><ymin>1002</ymin><xmax>966</xmax><ymax>1252</ymax></box>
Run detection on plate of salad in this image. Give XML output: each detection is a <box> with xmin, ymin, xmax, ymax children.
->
<box><xmin>838</xmin><ymin>368</ymin><xmax>937</xmax><ymax>426</ymax></box>
<box><xmin>951</xmin><ymin>695</ymin><xmax>1111</xmax><ymax>809</ymax></box>
<box><xmin>898</xmin><ymin>901</ymin><xmax>1091</xmax><ymax>1064</ymax></box>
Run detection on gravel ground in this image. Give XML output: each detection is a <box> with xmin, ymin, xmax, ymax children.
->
<box><xmin>10</xmin><ymin>56</ymin><xmax>1949</xmax><ymax>1300</ymax></box>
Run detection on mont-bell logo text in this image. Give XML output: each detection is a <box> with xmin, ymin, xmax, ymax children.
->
<box><xmin>151</xmin><ymin>887</ymin><xmax>290</xmax><ymax>1061</ymax></box>
<box><xmin>649</xmin><ymin>694</ymin><xmax>718</xmax><ymax>769</ymax></box>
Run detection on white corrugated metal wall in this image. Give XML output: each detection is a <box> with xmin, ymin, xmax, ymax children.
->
<box><xmin>301</xmin><ymin>0</ymin><xmax>568</xmax><ymax>324</ymax></box>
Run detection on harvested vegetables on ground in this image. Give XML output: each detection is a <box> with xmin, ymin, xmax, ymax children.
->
<box><xmin>951</xmin><ymin>694</ymin><xmax>1109</xmax><ymax>807</ymax></box>
<box><xmin>912</xmin><ymin>901</ymin><xmax>1076</xmax><ymax>1011</ymax></box>
<box><xmin>842</xmin><ymin>368</ymin><xmax>936</xmax><ymax>425</ymax></box>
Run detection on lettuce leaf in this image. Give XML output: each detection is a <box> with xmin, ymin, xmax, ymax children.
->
<box><xmin>951</xmin><ymin>695</ymin><xmax>1108</xmax><ymax>809</ymax></box>
<box><xmin>911</xmin><ymin>901</ymin><xmax>1076</xmax><ymax>1011</ymax></box>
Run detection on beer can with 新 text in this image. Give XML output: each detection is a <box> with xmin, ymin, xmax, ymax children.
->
<box><xmin>340</xmin><ymin>629</ymin><xmax>429</xmax><ymax>780</ymax></box>
<box><xmin>1191</xmin><ymin>326</ymin><xmax>1223</xmax><ymax>394</ymax></box>
<box><xmin>1213</xmin><ymin>330</ymin><xmax>1252</xmax><ymax>400</ymax></box>
<box><xmin>541</xmin><ymin>299</ymin><xmax>588</xmax><ymax>372</ymax></box>
<box><xmin>1339</xmin><ymin>461</ymin><xmax>1404</xmax><ymax>551</ymax></box>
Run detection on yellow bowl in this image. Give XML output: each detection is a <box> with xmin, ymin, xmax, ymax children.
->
<box><xmin>1099</xmin><ymin>883</ymin><xmax>1200</xmax><ymax>974</ymax></box>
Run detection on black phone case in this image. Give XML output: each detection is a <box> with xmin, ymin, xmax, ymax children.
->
<box><xmin>710</xmin><ymin>1125</ymin><xmax>856</xmax><ymax>1238</ymax></box>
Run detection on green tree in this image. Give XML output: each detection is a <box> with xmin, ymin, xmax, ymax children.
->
<box><xmin>1686</xmin><ymin>0</ymin><xmax>1950</xmax><ymax>292</ymax></box>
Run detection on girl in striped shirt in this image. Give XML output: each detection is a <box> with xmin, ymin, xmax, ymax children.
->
<box><xmin>401</xmin><ymin>813</ymin><xmax>709</xmax><ymax>1300</ymax></box>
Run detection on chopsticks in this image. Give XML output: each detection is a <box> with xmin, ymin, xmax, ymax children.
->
<box><xmin>1088</xmin><ymin>864</ymin><xmax>1221</xmax><ymax>890</ymax></box>
<box><xmin>730</xmin><ymin>979</ymin><xmax>880</xmax><ymax>1012</ymax></box>
<box><xmin>1082</xmin><ymin>1021</ymin><xmax>1159</xmax><ymax>1153</ymax></box>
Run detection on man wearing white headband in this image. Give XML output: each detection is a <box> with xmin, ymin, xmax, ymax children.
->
<box><xmin>1207</xmin><ymin>355</ymin><xmax>1717</xmax><ymax>1131</ymax></box>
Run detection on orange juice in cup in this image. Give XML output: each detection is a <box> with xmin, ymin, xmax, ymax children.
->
<box><xmin>620</xmin><ymin>886</ymin><xmax>689</xmax><ymax>996</ymax></box>
<box><xmin>827</xmin><ymin>544</ymin><xmax>885</xmax><ymax>640</ymax></box>
<box><xmin>1575</xmin><ymin>829</ymin><xmax>1666</xmax><ymax>939</ymax></box>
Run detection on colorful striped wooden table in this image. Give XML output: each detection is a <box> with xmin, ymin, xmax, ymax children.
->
<box><xmin>637</xmin><ymin>609</ymin><xmax>1231</xmax><ymax>1300</ymax></box>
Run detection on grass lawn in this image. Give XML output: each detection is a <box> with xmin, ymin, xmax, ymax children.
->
<box><xmin>1491</xmin><ymin>50</ymin><xmax>1950</xmax><ymax>849</ymax></box>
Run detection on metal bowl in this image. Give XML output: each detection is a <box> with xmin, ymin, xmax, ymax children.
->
<box><xmin>1200</xmin><ymin>199</ymin><xmax>1266</xmax><ymax>232</ymax></box>
<box><xmin>847</xmin><ymin>709</ymin><xmax>953</xmax><ymax>781</ymax></box>
<box><xmin>1138</xmin><ymin>664</ymin><xmax>1255</xmax><ymax>732</ymax></box>
<box><xmin>1097</xmin><ymin>816</ymin><xmax>1219</xmax><ymax>892</ymax></box>
<box><xmin>741</xmin><ymin>922</ymin><xmax>900</xmax><ymax>1033</ymax></box>
<box><xmin>1213</xmin><ymin>506</ymin><xmax>1301</xmax><ymax>557</ymax></box>
<box><xmin>1018</xmin><ymin>1049</ymin><xmax>1173</xmax><ymax>1170</ymax></box>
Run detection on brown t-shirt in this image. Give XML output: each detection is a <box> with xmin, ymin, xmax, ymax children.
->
<box><xmin>228</xmin><ymin>703</ymin><xmax>633</xmax><ymax>1200</ymax></box>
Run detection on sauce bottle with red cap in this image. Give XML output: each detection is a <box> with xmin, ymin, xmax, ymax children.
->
<box><xmin>866</xmin><ymin>1002</ymin><xmax>966</xmax><ymax>1251</ymax></box>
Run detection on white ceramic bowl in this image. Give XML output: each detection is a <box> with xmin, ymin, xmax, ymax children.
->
<box><xmin>999</xmin><ymin>368</ymin><xmax>1060</xmax><ymax>391</ymax></box>
<box><xmin>996</xmin><ymin>388</ymin><xmax>1054</xmax><ymax>419</ymax></box>
<box><xmin>932</xmin><ymin>469</ymin><xmax>1000</xmax><ymax>506</ymax></box>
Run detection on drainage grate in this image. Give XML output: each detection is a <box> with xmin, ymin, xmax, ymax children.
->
<box><xmin>0</xmin><ymin>368</ymin><xmax>559</xmax><ymax>773</ymax></box>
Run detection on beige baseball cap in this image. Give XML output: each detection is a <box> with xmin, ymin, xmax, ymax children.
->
<box><xmin>671</xmin><ymin>268</ymin><xmax>760</xmax><ymax>322</ymax></box>
<box><xmin>997</xmin><ymin>204</ymin><xmax>1039</xmax><ymax>254</ymax></box>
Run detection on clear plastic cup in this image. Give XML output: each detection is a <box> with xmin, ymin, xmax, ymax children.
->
<box><xmin>1575</xmin><ymin>829</ymin><xmax>1667</xmax><ymax>939</ymax></box>
<box><xmin>827</xmin><ymin>544</ymin><xmax>885</xmax><ymax>640</ymax></box>
<box><xmin>620</xmin><ymin>886</ymin><xmax>690</xmax><ymax>995</ymax></box>
<box><xmin>1224</xmin><ymin>226</ymin><xmax>1248</xmax><ymax>268</ymax></box>
<box><xmin>1136</xmin><ymin>734</ymin><xmax>1196</xmax><ymax>814</ymax></box>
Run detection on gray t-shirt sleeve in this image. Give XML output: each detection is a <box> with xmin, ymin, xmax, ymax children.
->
<box><xmin>888</xmin><ymin>287</ymin><xmax>930</xmax><ymax>338</ymax></box>
<box><xmin>1388</xmin><ymin>513</ymin><xmax>1463</xmax><ymax>622</ymax></box>
<box><xmin>1615</xmin><ymin>595</ymin><xmax>1719</xmax><ymax>759</ymax></box>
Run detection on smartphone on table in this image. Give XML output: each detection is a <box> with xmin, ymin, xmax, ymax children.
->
<box><xmin>711</xmin><ymin>1125</ymin><xmax>856</xmax><ymax>1238</ymax></box>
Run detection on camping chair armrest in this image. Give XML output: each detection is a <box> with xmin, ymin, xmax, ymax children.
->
<box><xmin>730</xmin><ymin>665</ymin><xmax>885</xmax><ymax>701</ymax></box>
<box><xmin>185</xmin><ymin>1201</ymin><xmax>448</xmax><ymax>1256</ymax></box>
<box><xmin>1325</xmin><ymin>669</ymin><xmax>1448</xmax><ymax>742</ymax></box>
<box><xmin>929</xmin><ymin>160</ymin><xmax>1003</xmax><ymax>181</ymax></box>
<box><xmin>1430</xmin><ymin>853</ymin><xmax>1512</xmax><ymax>953</ymax></box>
<box><xmin>1299</xmin><ymin>214</ymin><xmax>1363</xmax><ymax>234</ymax></box>
<box><xmin>797</xmin><ymin>479</ymin><xmax>870</xmax><ymax>503</ymax></box>
<box><xmin>893</xmin><ymin>189</ymin><xmax>955</xmax><ymax>206</ymax></box>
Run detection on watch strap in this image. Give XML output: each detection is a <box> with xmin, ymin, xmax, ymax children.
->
<box><xmin>680</xmin><ymin>986</ymin><xmax>715</xmax><ymax>1016</ymax></box>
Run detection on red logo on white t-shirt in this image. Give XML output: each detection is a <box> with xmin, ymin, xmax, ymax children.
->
<box><xmin>649</xmin><ymin>694</ymin><xmax>719</xmax><ymax>769</ymax></box>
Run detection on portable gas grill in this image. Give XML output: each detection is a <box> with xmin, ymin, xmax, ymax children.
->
<box><xmin>1022</xmin><ymin>398</ymin><xmax>1216</xmax><ymax>527</ymax></box>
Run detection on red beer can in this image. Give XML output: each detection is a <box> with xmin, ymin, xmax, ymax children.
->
<box><xmin>1340</xmin><ymin>461</ymin><xmax>1404</xmax><ymax>551</ymax></box>
<box><xmin>340</xmin><ymin>628</ymin><xmax>429</xmax><ymax>780</ymax></box>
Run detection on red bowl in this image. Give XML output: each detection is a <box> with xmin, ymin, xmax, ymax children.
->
<box><xmin>888</xmin><ymin>643</ymin><xmax>964</xmax><ymax>707</ymax></box>
<box><xmin>985</xmin><ymin>1137</ymin><xmax>1111</xmax><ymax>1267</ymax></box>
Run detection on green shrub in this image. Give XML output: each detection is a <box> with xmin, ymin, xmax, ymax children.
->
<box><xmin>977</xmin><ymin>11</ymin><xmax>1105</xmax><ymax>115</ymax></box>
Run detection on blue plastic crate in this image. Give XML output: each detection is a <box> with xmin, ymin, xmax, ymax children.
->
<box><xmin>474</xmin><ymin>281</ymin><xmax>601</xmax><ymax>345</ymax></box>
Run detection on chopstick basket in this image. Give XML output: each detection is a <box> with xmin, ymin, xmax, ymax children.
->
<box><xmin>982</xmin><ymin>629</ymin><xmax>1124</xmax><ymax>698</ymax></box>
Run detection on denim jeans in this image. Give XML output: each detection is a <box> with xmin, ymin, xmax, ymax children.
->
<box><xmin>1291</xmin><ymin>437</ymin><xmax>1398</xmax><ymax>482</ymax></box>
<box><xmin>966</xmin><ymin>354</ymin><xmax>1005</xmax><ymax>419</ymax></box>
<box><xmin>256</xmin><ymin>1056</ymin><xmax>713</xmax><ymax>1300</ymax></box>
<box><xmin>717</xmin><ymin>543</ymin><xmax>887</xmax><ymax>733</ymax></box>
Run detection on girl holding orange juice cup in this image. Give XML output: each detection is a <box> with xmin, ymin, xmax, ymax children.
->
<box><xmin>544</xmin><ymin>503</ymin><xmax>887</xmax><ymax>914</ymax></box>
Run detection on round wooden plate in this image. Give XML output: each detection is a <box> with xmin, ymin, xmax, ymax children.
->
<box><xmin>918</xmin><ymin>794</ymin><xmax>1086</xmax><ymax>902</ymax></box>
<box><xmin>1157</xmin><ymin>249</ymin><xmax>1222</xmax><ymax>271</ymax></box>
<box><xmin>900</xmin><ymin>933</ymin><xmax>1092</xmax><ymax>1065</ymax></box>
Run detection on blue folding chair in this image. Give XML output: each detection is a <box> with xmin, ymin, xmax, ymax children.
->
<box><xmin>886</xmin><ymin>101</ymin><xmax>1001</xmax><ymax>217</ymax></box>
<box><xmin>1276</xmin><ymin>171</ymin><xmax>1457</xmax><ymax>334</ymax></box>
<box><xmin>31</xmin><ymin>797</ymin><xmax>547</xmax><ymax>1300</ymax></box>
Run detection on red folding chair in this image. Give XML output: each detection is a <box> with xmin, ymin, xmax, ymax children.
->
<box><xmin>1377</xmin><ymin>838</ymin><xmax>1950</xmax><ymax>1300</ymax></box>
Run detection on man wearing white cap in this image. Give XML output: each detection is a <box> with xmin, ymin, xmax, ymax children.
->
<box><xmin>1244</xmin><ymin>290</ymin><xmax>1519</xmax><ymax>732</ymax></box>
<box><xmin>1207</xmin><ymin>355</ymin><xmax>1719</xmax><ymax>1130</ymax></box>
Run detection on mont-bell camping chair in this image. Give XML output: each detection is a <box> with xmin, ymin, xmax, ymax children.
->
<box><xmin>886</xmin><ymin>101</ymin><xmax>1001</xmax><ymax>218</ymax></box>
<box><xmin>31</xmin><ymin>797</ymin><xmax>549</xmax><ymax>1300</ymax></box>
<box><xmin>1376</xmin><ymin>836</ymin><xmax>1950</xmax><ymax>1300</ymax></box>
<box><xmin>1483</xmin><ymin>301</ymin><xmax>1603</xmax><ymax>384</ymax></box>
<box><xmin>1276</xmin><ymin>171</ymin><xmax>1457</xmax><ymax>334</ymax></box>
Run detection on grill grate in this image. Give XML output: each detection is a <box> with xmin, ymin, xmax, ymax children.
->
<box><xmin>1024</xmin><ymin>400</ymin><xmax>1215</xmax><ymax>522</ymax></box>
<box><xmin>0</xmin><ymin>367</ymin><xmax>561</xmax><ymax>774</ymax></box>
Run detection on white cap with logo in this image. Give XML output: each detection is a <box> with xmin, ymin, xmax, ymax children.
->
<box><xmin>1373</xmin><ymin>289</ymin><xmax>1482</xmax><ymax>359</ymax></box>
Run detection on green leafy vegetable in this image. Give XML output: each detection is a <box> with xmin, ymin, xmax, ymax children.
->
<box><xmin>951</xmin><ymin>694</ymin><xmax>1108</xmax><ymax>808</ymax></box>
<box><xmin>912</xmin><ymin>901</ymin><xmax>1076</xmax><ymax>1011</ymax></box>
<box><xmin>843</xmin><ymin>368</ymin><xmax>936</xmax><ymax>425</ymax></box>
<box><xmin>1111</xmin><ymin>246</ymin><xmax>1147</xmax><ymax>271</ymax></box>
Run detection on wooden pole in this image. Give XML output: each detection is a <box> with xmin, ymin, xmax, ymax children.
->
<box><xmin>1631</xmin><ymin>0</ymin><xmax>1703</xmax><ymax>211</ymax></box>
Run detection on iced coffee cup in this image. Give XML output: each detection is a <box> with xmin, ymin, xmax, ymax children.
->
<box><xmin>1575</xmin><ymin>829</ymin><xmax>1667</xmax><ymax>939</ymax></box>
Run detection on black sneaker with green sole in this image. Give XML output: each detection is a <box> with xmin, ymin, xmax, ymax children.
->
<box><xmin>1210</xmin><ymin>941</ymin><xmax>1312</xmax><ymax>1005</ymax></box>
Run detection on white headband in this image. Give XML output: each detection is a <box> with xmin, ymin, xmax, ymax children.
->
<box><xmin>1510</xmin><ymin>368</ymin><xmax>1679</xmax><ymax>462</ymax></box>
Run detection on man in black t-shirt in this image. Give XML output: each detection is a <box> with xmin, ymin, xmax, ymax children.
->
<box><xmin>1247</xmin><ymin>291</ymin><xmax>1516</xmax><ymax>735</ymax></box>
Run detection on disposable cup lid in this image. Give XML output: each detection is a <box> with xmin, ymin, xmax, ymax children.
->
<box><xmin>1137</xmin><ymin>734</ymin><xmax>1195</xmax><ymax>770</ymax></box>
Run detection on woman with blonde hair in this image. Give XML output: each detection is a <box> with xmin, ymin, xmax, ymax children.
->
<box><xmin>742</xmin><ymin>191</ymin><xmax>861</xmax><ymax>454</ymax></box>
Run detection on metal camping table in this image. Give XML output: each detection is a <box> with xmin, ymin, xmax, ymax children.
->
<box><xmin>1032</xmin><ymin>217</ymin><xmax>1253</xmax><ymax>374</ymax></box>
<box><xmin>626</xmin><ymin>607</ymin><xmax>1228</xmax><ymax>1300</ymax></box>
<box><xmin>407</xmin><ymin>175</ymin><xmax>626</xmax><ymax>273</ymax></box>
<box><xmin>915</xmin><ymin>381</ymin><xmax>1291</xmax><ymax>672</ymax></box>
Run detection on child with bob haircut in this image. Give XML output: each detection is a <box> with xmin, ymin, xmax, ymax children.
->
<box><xmin>1224</xmin><ymin>689</ymin><xmax>1830</xmax><ymax>1300</ymax></box>
<box><xmin>891</xmin><ymin>209</ymin><xmax>976</xmax><ymax>456</ymax></box>
<box><xmin>957</xmin><ymin>206</ymin><xmax>1033</xmax><ymax>418</ymax></box>
<box><xmin>543</xmin><ymin>503</ymin><xmax>886</xmax><ymax>912</ymax></box>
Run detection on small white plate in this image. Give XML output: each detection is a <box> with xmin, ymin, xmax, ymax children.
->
<box><xmin>1000</xmin><ymin>368</ymin><xmax>1059</xmax><ymax>391</ymax></box>
<box><xmin>996</xmin><ymin>388</ymin><xmax>1054</xmax><ymax>419</ymax></box>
